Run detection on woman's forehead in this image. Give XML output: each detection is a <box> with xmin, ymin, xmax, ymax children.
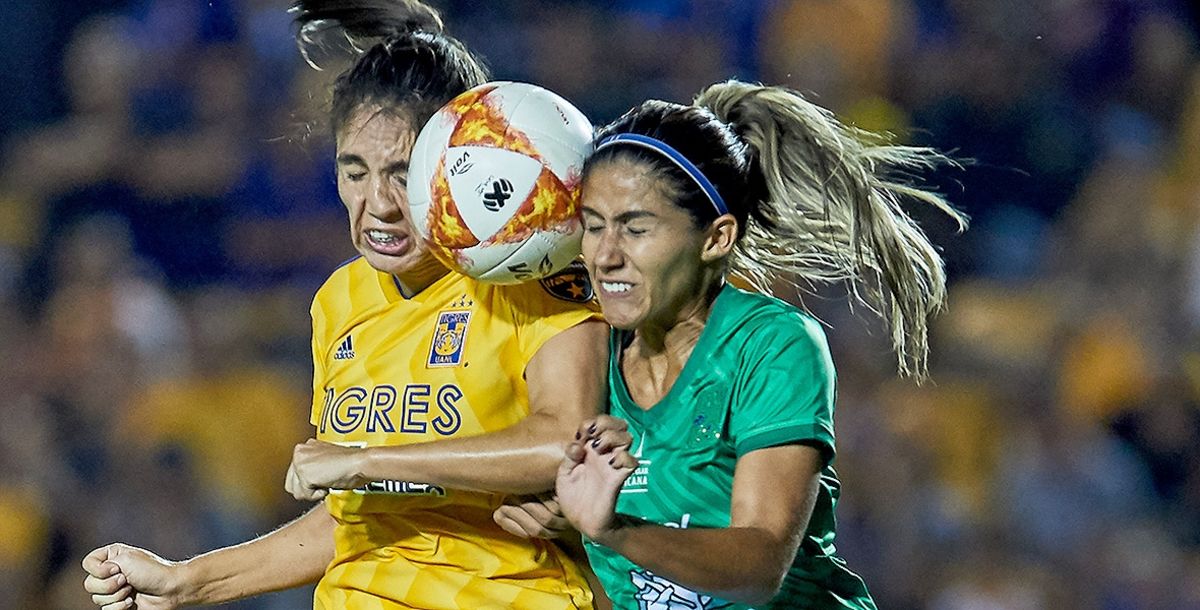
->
<box><xmin>583</xmin><ymin>162</ymin><xmax>679</xmax><ymax>215</ymax></box>
<box><xmin>336</xmin><ymin>109</ymin><xmax>416</xmax><ymax>156</ymax></box>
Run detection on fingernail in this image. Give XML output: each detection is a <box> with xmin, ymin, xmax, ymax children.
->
<box><xmin>591</xmin><ymin>439</ymin><xmax>600</xmax><ymax>448</ymax></box>
<box><xmin>574</xmin><ymin>431</ymin><xmax>581</xmax><ymax>440</ymax></box>
<box><xmin>588</xmin><ymin>424</ymin><xmax>597</xmax><ymax>434</ymax></box>
<box><xmin>608</xmin><ymin>456</ymin><xmax>615</xmax><ymax>465</ymax></box>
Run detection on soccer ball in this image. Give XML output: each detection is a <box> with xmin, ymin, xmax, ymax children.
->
<box><xmin>407</xmin><ymin>81</ymin><xmax>593</xmax><ymax>283</ymax></box>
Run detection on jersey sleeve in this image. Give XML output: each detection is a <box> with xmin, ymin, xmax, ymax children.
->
<box><xmin>504</xmin><ymin>264</ymin><xmax>603</xmax><ymax>363</ymax></box>
<box><xmin>729</xmin><ymin>311</ymin><xmax>837</xmax><ymax>464</ymax></box>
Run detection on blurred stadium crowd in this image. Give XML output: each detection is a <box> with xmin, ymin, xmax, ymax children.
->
<box><xmin>1</xmin><ymin>0</ymin><xmax>1199</xmax><ymax>608</ymax></box>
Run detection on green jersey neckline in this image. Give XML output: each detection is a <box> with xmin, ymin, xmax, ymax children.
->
<box><xmin>608</xmin><ymin>283</ymin><xmax>736</xmax><ymax>425</ymax></box>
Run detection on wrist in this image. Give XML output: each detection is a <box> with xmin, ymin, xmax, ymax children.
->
<box><xmin>356</xmin><ymin>446</ymin><xmax>382</xmax><ymax>485</ymax></box>
<box><xmin>355</xmin><ymin>444</ymin><xmax>398</xmax><ymax>485</ymax></box>
<box><xmin>588</xmin><ymin>513</ymin><xmax>640</xmax><ymax>548</ymax></box>
<box><xmin>172</xmin><ymin>557</ymin><xmax>201</xmax><ymax>605</ymax></box>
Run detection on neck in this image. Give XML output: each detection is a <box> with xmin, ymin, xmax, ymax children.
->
<box><xmin>633</xmin><ymin>279</ymin><xmax>725</xmax><ymax>358</ymax></box>
<box><xmin>392</xmin><ymin>259</ymin><xmax>451</xmax><ymax>298</ymax></box>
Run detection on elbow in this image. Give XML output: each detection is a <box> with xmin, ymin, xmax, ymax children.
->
<box><xmin>735</xmin><ymin>578</ymin><xmax>784</xmax><ymax>607</ymax></box>
<box><xmin>727</xmin><ymin>553</ymin><xmax>789</xmax><ymax>606</ymax></box>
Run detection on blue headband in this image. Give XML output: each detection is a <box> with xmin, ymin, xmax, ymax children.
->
<box><xmin>594</xmin><ymin>133</ymin><xmax>729</xmax><ymax>216</ymax></box>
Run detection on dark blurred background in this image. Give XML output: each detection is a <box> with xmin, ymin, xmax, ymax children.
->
<box><xmin>2</xmin><ymin>0</ymin><xmax>1199</xmax><ymax>608</ymax></box>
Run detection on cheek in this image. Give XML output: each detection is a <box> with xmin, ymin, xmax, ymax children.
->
<box><xmin>580</xmin><ymin>233</ymin><xmax>597</xmax><ymax>260</ymax></box>
<box><xmin>648</xmin><ymin>244</ymin><xmax>702</xmax><ymax>288</ymax></box>
<box><xmin>337</xmin><ymin>184</ymin><xmax>361</xmax><ymax>215</ymax></box>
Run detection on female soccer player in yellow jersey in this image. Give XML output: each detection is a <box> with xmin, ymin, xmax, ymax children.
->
<box><xmin>81</xmin><ymin>2</ymin><xmax>608</xmax><ymax>609</ymax></box>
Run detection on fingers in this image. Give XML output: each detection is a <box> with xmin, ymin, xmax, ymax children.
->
<box><xmin>493</xmin><ymin>505</ymin><xmax>540</xmax><ymax>538</ymax></box>
<box><xmin>575</xmin><ymin>416</ymin><xmax>632</xmax><ymax>456</ymax></box>
<box><xmin>583</xmin><ymin>442</ymin><xmax>637</xmax><ymax>472</ymax></box>
<box><xmin>285</xmin><ymin>460</ymin><xmax>328</xmax><ymax>501</ymax></box>
<box><xmin>83</xmin><ymin>567</ymin><xmax>126</xmax><ymax>595</ymax></box>
<box><xmin>82</xmin><ymin>545</ymin><xmax>121</xmax><ymax>575</ymax></box>
<box><xmin>298</xmin><ymin>487</ymin><xmax>329</xmax><ymax>501</ymax></box>
<box><xmin>586</xmin><ymin>428</ymin><xmax>631</xmax><ymax>454</ymax></box>
<box><xmin>516</xmin><ymin>498</ymin><xmax>570</xmax><ymax>531</ymax></box>
<box><xmin>494</xmin><ymin>497</ymin><xmax>541</xmax><ymax>537</ymax></box>
<box><xmin>575</xmin><ymin>415</ymin><xmax>627</xmax><ymax>442</ymax></box>
<box><xmin>538</xmin><ymin>496</ymin><xmax>562</xmax><ymax>516</ymax></box>
<box><xmin>563</xmin><ymin>440</ymin><xmax>587</xmax><ymax>464</ymax></box>
<box><xmin>492</xmin><ymin>503</ymin><xmax>569</xmax><ymax>539</ymax></box>
<box><xmin>284</xmin><ymin>463</ymin><xmax>301</xmax><ymax>498</ymax></box>
<box><xmin>91</xmin><ymin>584</ymin><xmax>133</xmax><ymax>608</ymax></box>
<box><xmin>608</xmin><ymin>448</ymin><xmax>639</xmax><ymax>471</ymax></box>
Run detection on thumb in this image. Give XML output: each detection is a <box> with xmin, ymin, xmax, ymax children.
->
<box><xmin>557</xmin><ymin>443</ymin><xmax>584</xmax><ymax>482</ymax></box>
<box><xmin>82</xmin><ymin>544</ymin><xmax>123</xmax><ymax>576</ymax></box>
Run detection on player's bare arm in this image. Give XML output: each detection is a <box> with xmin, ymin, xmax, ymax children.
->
<box><xmin>288</xmin><ymin>318</ymin><xmax>609</xmax><ymax>496</ymax></box>
<box><xmin>493</xmin><ymin>415</ymin><xmax>633</xmax><ymax>539</ymax></box>
<box><xmin>82</xmin><ymin>504</ymin><xmax>335</xmax><ymax>609</ymax></box>
<box><xmin>560</xmin><ymin>440</ymin><xmax>823</xmax><ymax>607</ymax></box>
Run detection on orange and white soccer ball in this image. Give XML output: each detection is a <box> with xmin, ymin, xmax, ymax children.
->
<box><xmin>407</xmin><ymin>81</ymin><xmax>593</xmax><ymax>283</ymax></box>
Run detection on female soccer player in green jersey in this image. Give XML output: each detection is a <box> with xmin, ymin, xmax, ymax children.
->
<box><xmin>547</xmin><ymin>82</ymin><xmax>966</xmax><ymax>609</ymax></box>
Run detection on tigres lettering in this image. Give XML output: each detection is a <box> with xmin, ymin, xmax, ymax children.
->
<box><xmin>319</xmin><ymin>384</ymin><xmax>463</xmax><ymax>436</ymax></box>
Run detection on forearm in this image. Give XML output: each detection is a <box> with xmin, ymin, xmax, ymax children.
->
<box><xmin>336</xmin><ymin>320</ymin><xmax>607</xmax><ymax>496</ymax></box>
<box><xmin>360</xmin><ymin>411</ymin><xmax>570</xmax><ymax>494</ymax></box>
<box><xmin>595</xmin><ymin>518</ymin><xmax>793</xmax><ymax>606</ymax></box>
<box><xmin>179</xmin><ymin>504</ymin><xmax>335</xmax><ymax>605</ymax></box>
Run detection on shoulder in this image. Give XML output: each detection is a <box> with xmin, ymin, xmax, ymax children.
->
<box><xmin>313</xmin><ymin>256</ymin><xmax>367</xmax><ymax>296</ymax></box>
<box><xmin>310</xmin><ymin>255</ymin><xmax>382</xmax><ymax>315</ymax></box>
<box><xmin>717</xmin><ymin>286</ymin><xmax>828</xmax><ymax>352</ymax></box>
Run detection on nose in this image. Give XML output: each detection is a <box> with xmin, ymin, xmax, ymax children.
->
<box><xmin>590</xmin><ymin>228</ymin><xmax>624</xmax><ymax>271</ymax></box>
<box><xmin>365</xmin><ymin>176</ymin><xmax>404</xmax><ymax>222</ymax></box>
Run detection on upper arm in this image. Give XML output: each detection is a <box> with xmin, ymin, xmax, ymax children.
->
<box><xmin>726</xmin><ymin>313</ymin><xmax>833</xmax><ymax>556</ymax></box>
<box><xmin>730</xmin><ymin>313</ymin><xmax>836</xmax><ymax>464</ymax></box>
<box><xmin>309</xmin><ymin>300</ymin><xmax>328</xmax><ymax>428</ymax></box>
<box><xmin>524</xmin><ymin>319</ymin><xmax>609</xmax><ymax>428</ymax></box>
<box><xmin>729</xmin><ymin>444</ymin><xmax>823</xmax><ymax>561</ymax></box>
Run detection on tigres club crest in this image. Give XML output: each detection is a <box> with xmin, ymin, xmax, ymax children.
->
<box><xmin>428</xmin><ymin>310</ymin><xmax>472</xmax><ymax>367</ymax></box>
<box><xmin>540</xmin><ymin>261</ymin><xmax>593</xmax><ymax>303</ymax></box>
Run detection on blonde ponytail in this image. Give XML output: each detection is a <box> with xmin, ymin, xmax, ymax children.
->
<box><xmin>696</xmin><ymin>81</ymin><xmax>966</xmax><ymax>378</ymax></box>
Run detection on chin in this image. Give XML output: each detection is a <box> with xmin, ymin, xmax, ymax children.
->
<box><xmin>359</xmin><ymin>249</ymin><xmax>404</xmax><ymax>275</ymax></box>
<box><xmin>600</xmin><ymin>308</ymin><xmax>642</xmax><ymax>331</ymax></box>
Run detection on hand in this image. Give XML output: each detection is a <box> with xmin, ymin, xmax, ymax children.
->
<box><xmin>82</xmin><ymin>544</ymin><xmax>185</xmax><ymax>610</ymax></box>
<box><xmin>555</xmin><ymin>438</ymin><xmax>638</xmax><ymax>543</ymax></box>
<box><xmin>574</xmin><ymin>415</ymin><xmax>632</xmax><ymax>454</ymax></box>
<box><xmin>286</xmin><ymin>438</ymin><xmax>367</xmax><ymax>501</ymax></box>
<box><xmin>493</xmin><ymin>494</ymin><xmax>573</xmax><ymax>539</ymax></box>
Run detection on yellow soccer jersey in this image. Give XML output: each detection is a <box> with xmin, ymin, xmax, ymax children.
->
<box><xmin>308</xmin><ymin>257</ymin><xmax>599</xmax><ymax>610</ymax></box>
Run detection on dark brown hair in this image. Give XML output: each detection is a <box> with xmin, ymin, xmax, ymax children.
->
<box><xmin>588</xmin><ymin>81</ymin><xmax>968</xmax><ymax>378</ymax></box>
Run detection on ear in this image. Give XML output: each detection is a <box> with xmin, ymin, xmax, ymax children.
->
<box><xmin>700</xmin><ymin>214</ymin><xmax>738</xmax><ymax>263</ymax></box>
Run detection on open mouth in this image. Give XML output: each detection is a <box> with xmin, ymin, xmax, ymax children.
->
<box><xmin>598</xmin><ymin>281</ymin><xmax>634</xmax><ymax>296</ymax></box>
<box><xmin>364</xmin><ymin>229</ymin><xmax>410</xmax><ymax>256</ymax></box>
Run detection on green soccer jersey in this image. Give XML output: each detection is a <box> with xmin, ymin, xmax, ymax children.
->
<box><xmin>583</xmin><ymin>284</ymin><xmax>876</xmax><ymax>610</ymax></box>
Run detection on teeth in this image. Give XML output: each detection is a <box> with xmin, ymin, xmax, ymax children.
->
<box><xmin>601</xmin><ymin>282</ymin><xmax>632</xmax><ymax>293</ymax></box>
<box><xmin>368</xmin><ymin>230</ymin><xmax>396</xmax><ymax>244</ymax></box>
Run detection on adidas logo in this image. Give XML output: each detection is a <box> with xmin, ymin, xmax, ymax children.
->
<box><xmin>334</xmin><ymin>335</ymin><xmax>356</xmax><ymax>360</ymax></box>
